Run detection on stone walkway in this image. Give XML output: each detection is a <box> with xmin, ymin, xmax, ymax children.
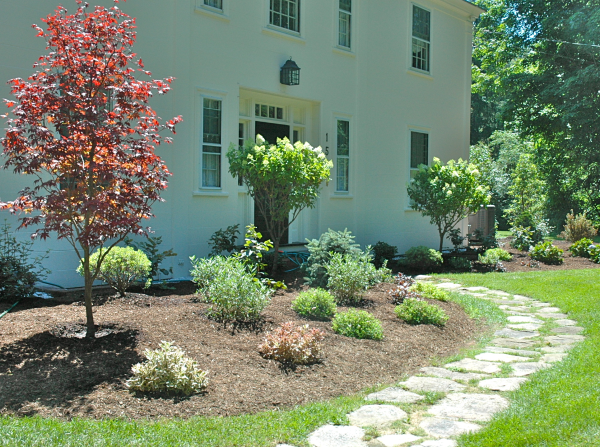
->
<box><xmin>277</xmin><ymin>278</ymin><xmax>585</xmax><ymax>447</ymax></box>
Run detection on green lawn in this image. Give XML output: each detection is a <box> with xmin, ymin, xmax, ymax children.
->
<box><xmin>442</xmin><ymin>269</ymin><xmax>600</xmax><ymax>447</ymax></box>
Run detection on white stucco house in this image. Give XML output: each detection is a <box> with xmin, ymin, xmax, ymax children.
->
<box><xmin>0</xmin><ymin>0</ymin><xmax>483</xmax><ymax>287</ymax></box>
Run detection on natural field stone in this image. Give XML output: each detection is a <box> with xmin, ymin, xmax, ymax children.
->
<box><xmin>507</xmin><ymin>323</ymin><xmax>543</xmax><ymax>331</ymax></box>
<box><xmin>471</xmin><ymin>293</ymin><xmax>489</xmax><ymax>297</ymax></box>
<box><xmin>530</xmin><ymin>302</ymin><xmax>552</xmax><ymax>307</ymax></box>
<box><xmin>463</xmin><ymin>286</ymin><xmax>488</xmax><ymax>291</ymax></box>
<box><xmin>551</xmin><ymin>326</ymin><xmax>584</xmax><ymax>335</ymax></box>
<box><xmin>308</xmin><ymin>425</ymin><xmax>367</xmax><ymax>447</ymax></box>
<box><xmin>539</xmin><ymin>307</ymin><xmax>561</xmax><ymax>313</ymax></box>
<box><xmin>348</xmin><ymin>405</ymin><xmax>408</xmax><ymax>428</ymax></box>
<box><xmin>416</xmin><ymin>440</ymin><xmax>458</xmax><ymax>447</ymax></box>
<box><xmin>493</xmin><ymin>299</ymin><xmax>527</xmax><ymax>306</ymax></box>
<box><xmin>376</xmin><ymin>434</ymin><xmax>422</xmax><ymax>447</ymax></box>
<box><xmin>537</xmin><ymin>312</ymin><xmax>569</xmax><ymax>319</ymax></box>
<box><xmin>419</xmin><ymin>417</ymin><xmax>481</xmax><ymax>438</ymax></box>
<box><xmin>487</xmin><ymin>290</ymin><xmax>510</xmax><ymax>296</ymax></box>
<box><xmin>475</xmin><ymin>352</ymin><xmax>532</xmax><ymax>363</ymax></box>
<box><xmin>541</xmin><ymin>345</ymin><xmax>573</xmax><ymax>353</ymax></box>
<box><xmin>445</xmin><ymin>358</ymin><xmax>501</xmax><ymax>374</ymax></box>
<box><xmin>541</xmin><ymin>353</ymin><xmax>568</xmax><ymax>363</ymax></box>
<box><xmin>366</xmin><ymin>387</ymin><xmax>424</xmax><ymax>404</ymax></box>
<box><xmin>491</xmin><ymin>338</ymin><xmax>538</xmax><ymax>349</ymax></box>
<box><xmin>510</xmin><ymin>362</ymin><xmax>550</xmax><ymax>377</ymax></box>
<box><xmin>400</xmin><ymin>376</ymin><xmax>466</xmax><ymax>393</ymax></box>
<box><xmin>419</xmin><ymin>366</ymin><xmax>489</xmax><ymax>381</ymax></box>
<box><xmin>494</xmin><ymin>328</ymin><xmax>539</xmax><ymax>339</ymax></box>
<box><xmin>505</xmin><ymin>311</ymin><xmax>536</xmax><ymax>317</ymax></box>
<box><xmin>513</xmin><ymin>294</ymin><xmax>533</xmax><ymax>301</ymax></box>
<box><xmin>545</xmin><ymin>334</ymin><xmax>585</xmax><ymax>345</ymax></box>
<box><xmin>428</xmin><ymin>393</ymin><xmax>509</xmax><ymax>422</ymax></box>
<box><xmin>415</xmin><ymin>275</ymin><xmax>433</xmax><ymax>280</ymax></box>
<box><xmin>435</xmin><ymin>283</ymin><xmax>462</xmax><ymax>289</ymax></box>
<box><xmin>554</xmin><ymin>319</ymin><xmax>578</xmax><ymax>326</ymax></box>
<box><xmin>478</xmin><ymin>377</ymin><xmax>527</xmax><ymax>391</ymax></box>
<box><xmin>507</xmin><ymin>316</ymin><xmax>543</xmax><ymax>324</ymax></box>
<box><xmin>505</xmin><ymin>306</ymin><xmax>534</xmax><ymax>312</ymax></box>
<box><xmin>483</xmin><ymin>346</ymin><xmax>539</xmax><ymax>356</ymax></box>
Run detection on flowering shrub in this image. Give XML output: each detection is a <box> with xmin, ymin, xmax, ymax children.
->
<box><xmin>400</xmin><ymin>246</ymin><xmax>443</xmax><ymax>271</ymax></box>
<box><xmin>388</xmin><ymin>273</ymin><xmax>418</xmax><ymax>305</ymax></box>
<box><xmin>395</xmin><ymin>298</ymin><xmax>448</xmax><ymax>326</ymax></box>
<box><xmin>332</xmin><ymin>309</ymin><xmax>383</xmax><ymax>340</ymax></box>
<box><xmin>410</xmin><ymin>282</ymin><xmax>450</xmax><ymax>302</ymax></box>
<box><xmin>259</xmin><ymin>322</ymin><xmax>325</xmax><ymax>365</ymax></box>
<box><xmin>560</xmin><ymin>210</ymin><xmax>597</xmax><ymax>242</ymax></box>
<box><xmin>529</xmin><ymin>241</ymin><xmax>564</xmax><ymax>265</ymax></box>
<box><xmin>569</xmin><ymin>238</ymin><xmax>595</xmax><ymax>258</ymax></box>
<box><xmin>291</xmin><ymin>289</ymin><xmax>337</xmax><ymax>320</ymax></box>
<box><xmin>127</xmin><ymin>341</ymin><xmax>208</xmax><ymax>395</ymax></box>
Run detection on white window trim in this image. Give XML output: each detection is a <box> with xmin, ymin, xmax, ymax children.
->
<box><xmin>406</xmin><ymin>126</ymin><xmax>431</xmax><ymax>210</ymax></box>
<box><xmin>333</xmin><ymin>115</ymin><xmax>352</xmax><ymax>195</ymax></box>
<box><xmin>336</xmin><ymin>0</ymin><xmax>352</xmax><ymax>51</ymax></box>
<box><xmin>194</xmin><ymin>0</ymin><xmax>230</xmax><ymax>21</ymax></box>
<box><xmin>409</xmin><ymin>3</ymin><xmax>432</xmax><ymax>76</ymax></box>
<box><xmin>264</xmin><ymin>0</ymin><xmax>303</xmax><ymax>39</ymax></box>
<box><xmin>196</xmin><ymin>89</ymin><xmax>228</xmax><ymax>194</ymax></box>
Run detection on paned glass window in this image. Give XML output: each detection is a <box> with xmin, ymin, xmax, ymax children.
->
<box><xmin>338</xmin><ymin>0</ymin><xmax>351</xmax><ymax>48</ymax></box>
<box><xmin>255</xmin><ymin>103</ymin><xmax>284</xmax><ymax>120</ymax></box>
<box><xmin>412</xmin><ymin>6</ymin><xmax>430</xmax><ymax>72</ymax></box>
<box><xmin>270</xmin><ymin>0</ymin><xmax>300</xmax><ymax>32</ymax></box>
<box><xmin>410</xmin><ymin>131</ymin><xmax>428</xmax><ymax>173</ymax></box>
<box><xmin>336</xmin><ymin>120</ymin><xmax>350</xmax><ymax>192</ymax></box>
<box><xmin>204</xmin><ymin>0</ymin><xmax>223</xmax><ymax>9</ymax></box>
<box><xmin>202</xmin><ymin>98</ymin><xmax>222</xmax><ymax>188</ymax></box>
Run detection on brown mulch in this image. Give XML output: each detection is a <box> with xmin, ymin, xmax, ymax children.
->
<box><xmin>0</xmin><ymin>276</ymin><xmax>482</xmax><ymax>421</ymax></box>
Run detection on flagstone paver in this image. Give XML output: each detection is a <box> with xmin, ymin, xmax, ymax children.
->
<box><xmin>415</xmin><ymin>440</ymin><xmax>458</xmax><ymax>447</ymax></box>
<box><xmin>444</xmin><ymin>358</ymin><xmax>501</xmax><ymax>374</ymax></box>
<box><xmin>419</xmin><ymin>418</ymin><xmax>481</xmax><ymax>438</ymax></box>
<box><xmin>541</xmin><ymin>353</ymin><xmax>568</xmax><ymax>363</ymax></box>
<box><xmin>545</xmin><ymin>334</ymin><xmax>585</xmax><ymax>345</ymax></box>
<box><xmin>539</xmin><ymin>307</ymin><xmax>561</xmax><ymax>313</ymax></box>
<box><xmin>554</xmin><ymin>319</ymin><xmax>577</xmax><ymax>326</ymax></box>
<box><xmin>551</xmin><ymin>326</ymin><xmax>584</xmax><ymax>334</ymax></box>
<box><xmin>399</xmin><ymin>376</ymin><xmax>466</xmax><ymax>393</ymax></box>
<box><xmin>308</xmin><ymin>425</ymin><xmax>367</xmax><ymax>447</ymax></box>
<box><xmin>537</xmin><ymin>312</ymin><xmax>569</xmax><ymax>319</ymax></box>
<box><xmin>376</xmin><ymin>433</ymin><xmax>422</xmax><ymax>446</ymax></box>
<box><xmin>435</xmin><ymin>283</ymin><xmax>463</xmax><ymax>289</ymax></box>
<box><xmin>507</xmin><ymin>323</ymin><xmax>543</xmax><ymax>331</ymax></box>
<box><xmin>419</xmin><ymin>366</ymin><xmax>489</xmax><ymax>381</ymax></box>
<box><xmin>478</xmin><ymin>377</ymin><xmax>528</xmax><ymax>391</ymax></box>
<box><xmin>494</xmin><ymin>328</ymin><xmax>539</xmax><ymax>339</ymax></box>
<box><xmin>491</xmin><ymin>338</ymin><xmax>539</xmax><ymax>349</ymax></box>
<box><xmin>475</xmin><ymin>353</ymin><xmax>532</xmax><ymax>363</ymax></box>
<box><xmin>483</xmin><ymin>346</ymin><xmax>539</xmax><ymax>356</ymax></box>
<box><xmin>507</xmin><ymin>316</ymin><xmax>543</xmax><ymax>324</ymax></box>
<box><xmin>365</xmin><ymin>387</ymin><xmax>424</xmax><ymax>404</ymax></box>
<box><xmin>541</xmin><ymin>345</ymin><xmax>573</xmax><ymax>353</ymax></box>
<box><xmin>347</xmin><ymin>405</ymin><xmax>408</xmax><ymax>428</ymax></box>
<box><xmin>510</xmin><ymin>362</ymin><xmax>551</xmax><ymax>377</ymax></box>
<box><xmin>428</xmin><ymin>393</ymin><xmax>509</xmax><ymax>421</ymax></box>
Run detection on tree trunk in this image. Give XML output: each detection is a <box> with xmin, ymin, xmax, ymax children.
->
<box><xmin>439</xmin><ymin>232</ymin><xmax>444</xmax><ymax>253</ymax></box>
<box><xmin>83</xmin><ymin>247</ymin><xmax>96</xmax><ymax>339</ymax></box>
<box><xmin>270</xmin><ymin>235</ymin><xmax>281</xmax><ymax>277</ymax></box>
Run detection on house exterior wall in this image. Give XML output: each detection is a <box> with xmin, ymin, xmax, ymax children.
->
<box><xmin>0</xmin><ymin>0</ymin><xmax>481</xmax><ymax>287</ymax></box>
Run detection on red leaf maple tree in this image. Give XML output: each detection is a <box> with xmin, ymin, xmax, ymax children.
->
<box><xmin>0</xmin><ymin>0</ymin><xmax>182</xmax><ymax>338</ymax></box>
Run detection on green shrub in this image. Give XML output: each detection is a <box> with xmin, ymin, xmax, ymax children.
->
<box><xmin>372</xmin><ymin>241</ymin><xmax>397</xmax><ymax>268</ymax></box>
<box><xmin>395</xmin><ymin>298</ymin><xmax>449</xmax><ymax>326</ymax></box>
<box><xmin>479</xmin><ymin>248</ymin><xmax>512</xmax><ymax>264</ymax></box>
<box><xmin>0</xmin><ymin>222</ymin><xmax>48</xmax><ymax>302</ymax></box>
<box><xmin>78</xmin><ymin>246</ymin><xmax>151</xmax><ymax>297</ymax></box>
<box><xmin>510</xmin><ymin>226</ymin><xmax>535</xmax><ymax>251</ymax></box>
<box><xmin>208</xmin><ymin>224</ymin><xmax>240</xmax><ymax>256</ymax></box>
<box><xmin>304</xmin><ymin>228</ymin><xmax>361</xmax><ymax>287</ymax></box>
<box><xmin>590</xmin><ymin>246</ymin><xmax>600</xmax><ymax>263</ymax></box>
<box><xmin>410</xmin><ymin>281</ymin><xmax>450</xmax><ymax>301</ymax></box>
<box><xmin>125</xmin><ymin>236</ymin><xmax>176</xmax><ymax>281</ymax></box>
<box><xmin>530</xmin><ymin>241</ymin><xmax>564</xmax><ymax>265</ymax></box>
<box><xmin>332</xmin><ymin>309</ymin><xmax>383</xmax><ymax>340</ymax></box>
<box><xmin>400</xmin><ymin>246</ymin><xmax>443</xmax><ymax>272</ymax></box>
<box><xmin>291</xmin><ymin>289</ymin><xmax>337</xmax><ymax>320</ymax></box>
<box><xmin>560</xmin><ymin>210</ymin><xmax>598</xmax><ymax>242</ymax></box>
<box><xmin>258</xmin><ymin>322</ymin><xmax>325</xmax><ymax>364</ymax></box>
<box><xmin>190</xmin><ymin>255</ymin><xmax>272</xmax><ymax>321</ymax></box>
<box><xmin>569</xmin><ymin>238</ymin><xmax>595</xmax><ymax>258</ymax></box>
<box><xmin>126</xmin><ymin>341</ymin><xmax>208</xmax><ymax>395</ymax></box>
<box><xmin>447</xmin><ymin>256</ymin><xmax>472</xmax><ymax>271</ymax></box>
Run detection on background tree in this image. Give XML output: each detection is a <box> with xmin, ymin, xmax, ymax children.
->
<box><xmin>504</xmin><ymin>152</ymin><xmax>547</xmax><ymax>228</ymax></box>
<box><xmin>227</xmin><ymin>136</ymin><xmax>332</xmax><ymax>274</ymax></box>
<box><xmin>407</xmin><ymin>157</ymin><xmax>490</xmax><ymax>252</ymax></box>
<box><xmin>0</xmin><ymin>1</ymin><xmax>181</xmax><ymax>338</ymax></box>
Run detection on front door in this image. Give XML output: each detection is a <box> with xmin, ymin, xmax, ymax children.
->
<box><xmin>254</xmin><ymin>121</ymin><xmax>290</xmax><ymax>245</ymax></box>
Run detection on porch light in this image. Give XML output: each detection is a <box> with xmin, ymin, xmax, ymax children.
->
<box><xmin>280</xmin><ymin>58</ymin><xmax>300</xmax><ymax>85</ymax></box>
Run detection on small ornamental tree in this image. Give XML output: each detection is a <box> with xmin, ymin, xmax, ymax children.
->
<box><xmin>0</xmin><ymin>1</ymin><xmax>181</xmax><ymax>338</ymax></box>
<box><xmin>407</xmin><ymin>157</ymin><xmax>490</xmax><ymax>252</ymax></box>
<box><xmin>227</xmin><ymin>136</ymin><xmax>332</xmax><ymax>274</ymax></box>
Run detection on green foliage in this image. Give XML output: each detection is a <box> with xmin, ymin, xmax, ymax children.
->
<box><xmin>126</xmin><ymin>341</ymin><xmax>208</xmax><ymax>395</ymax></box>
<box><xmin>388</xmin><ymin>273</ymin><xmax>418</xmax><ymax>305</ymax></box>
<box><xmin>208</xmin><ymin>224</ymin><xmax>240</xmax><ymax>256</ymax></box>
<box><xmin>470</xmin><ymin>227</ymin><xmax>499</xmax><ymax>251</ymax></box>
<box><xmin>189</xmin><ymin>255</ymin><xmax>272</xmax><ymax>321</ymax></box>
<box><xmin>332</xmin><ymin>309</ymin><xmax>383</xmax><ymax>340</ymax></box>
<box><xmin>291</xmin><ymin>289</ymin><xmax>337</xmax><ymax>320</ymax></box>
<box><xmin>480</xmin><ymin>248</ymin><xmax>512</xmax><ymax>263</ymax></box>
<box><xmin>394</xmin><ymin>298</ymin><xmax>448</xmax><ymax>326</ymax></box>
<box><xmin>258</xmin><ymin>322</ymin><xmax>325</xmax><ymax>365</ymax></box>
<box><xmin>447</xmin><ymin>256</ymin><xmax>472</xmax><ymax>272</ymax></box>
<box><xmin>0</xmin><ymin>222</ymin><xmax>48</xmax><ymax>302</ymax></box>
<box><xmin>504</xmin><ymin>153</ymin><xmax>547</xmax><ymax>228</ymax></box>
<box><xmin>570</xmin><ymin>238</ymin><xmax>595</xmax><ymax>258</ymax></box>
<box><xmin>78</xmin><ymin>246</ymin><xmax>151</xmax><ymax>297</ymax></box>
<box><xmin>590</xmin><ymin>246</ymin><xmax>600</xmax><ymax>264</ymax></box>
<box><xmin>227</xmin><ymin>136</ymin><xmax>332</xmax><ymax>273</ymax></box>
<box><xmin>407</xmin><ymin>157</ymin><xmax>490</xmax><ymax>251</ymax></box>
<box><xmin>371</xmin><ymin>241</ymin><xmax>397</xmax><ymax>268</ymax></box>
<box><xmin>410</xmin><ymin>282</ymin><xmax>450</xmax><ymax>302</ymax></box>
<box><xmin>304</xmin><ymin>228</ymin><xmax>361</xmax><ymax>287</ymax></box>
<box><xmin>560</xmin><ymin>210</ymin><xmax>598</xmax><ymax>242</ymax></box>
<box><xmin>448</xmin><ymin>228</ymin><xmax>466</xmax><ymax>251</ymax></box>
<box><xmin>530</xmin><ymin>241</ymin><xmax>564</xmax><ymax>265</ymax></box>
<box><xmin>401</xmin><ymin>246</ymin><xmax>443</xmax><ymax>272</ymax></box>
<box><xmin>125</xmin><ymin>236</ymin><xmax>176</xmax><ymax>281</ymax></box>
<box><xmin>510</xmin><ymin>224</ymin><xmax>548</xmax><ymax>251</ymax></box>
<box><xmin>325</xmin><ymin>251</ymin><xmax>391</xmax><ymax>305</ymax></box>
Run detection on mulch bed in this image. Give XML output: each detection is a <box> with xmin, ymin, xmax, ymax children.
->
<box><xmin>0</xmin><ymin>275</ymin><xmax>481</xmax><ymax>421</ymax></box>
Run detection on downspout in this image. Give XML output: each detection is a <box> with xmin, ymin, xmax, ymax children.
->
<box><xmin>0</xmin><ymin>301</ymin><xmax>19</xmax><ymax>321</ymax></box>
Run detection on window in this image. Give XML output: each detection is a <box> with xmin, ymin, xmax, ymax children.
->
<box><xmin>270</xmin><ymin>0</ymin><xmax>300</xmax><ymax>32</ymax></box>
<box><xmin>412</xmin><ymin>5</ymin><xmax>430</xmax><ymax>72</ymax></box>
<box><xmin>338</xmin><ymin>0</ymin><xmax>351</xmax><ymax>48</ymax></box>
<box><xmin>202</xmin><ymin>98</ymin><xmax>222</xmax><ymax>188</ymax></box>
<box><xmin>204</xmin><ymin>0</ymin><xmax>222</xmax><ymax>9</ymax></box>
<box><xmin>336</xmin><ymin>120</ymin><xmax>350</xmax><ymax>192</ymax></box>
<box><xmin>410</xmin><ymin>131</ymin><xmax>428</xmax><ymax>177</ymax></box>
<box><xmin>255</xmin><ymin>103</ymin><xmax>284</xmax><ymax>120</ymax></box>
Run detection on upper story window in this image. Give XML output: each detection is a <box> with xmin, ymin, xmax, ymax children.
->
<box><xmin>336</xmin><ymin>119</ymin><xmax>350</xmax><ymax>192</ymax></box>
<box><xmin>412</xmin><ymin>5</ymin><xmax>430</xmax><ymax>72</ymax></box>
<box><xmin>338</xmin><ymin>0</ymin><xmax>352</xmax><ymax>49</ymax></box>
<box><xmin>204</xmin><ymin>0</ymin><xmax>222</xmax><ymax>9</ymax></box>
<box><xmin>202</xmin><ymin>98</ymin><xmax>222</xmax><ymax>188</ymax></box>
<box><xmin>270</xmin><ymin>0</ymin><xmax>300</xmax><ymax>33</ymax></box>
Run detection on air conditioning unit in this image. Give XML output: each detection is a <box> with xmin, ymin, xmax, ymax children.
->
<box><xmin>468</xmin><ymin>205</ymin><xmax>495</xmax><ymax>241</ymax></box>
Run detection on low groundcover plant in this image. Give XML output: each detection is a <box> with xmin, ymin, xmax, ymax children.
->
<box><xmin>395</xmin><ymin>297</ymin><xmax>449</xmax><ymax>326</ymax></box>
<box><xmin>259</xmin><ymin>322</ymin><xmax>325</xmax><ymax>364</ymax></box>
<box><xmin>291</xmin><ymin>288</ymin><xmax>337</xmax><ymax>320</ymax></box>
<box><xmin>332</xmin><ymin>308</ymin><xmax>383</xmax><ymax>340</ymax></box>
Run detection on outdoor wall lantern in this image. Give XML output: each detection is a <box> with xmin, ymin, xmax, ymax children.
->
<box><xmin>280</xmin><ymin>58</ymin><xmax>300</xmax><ymax>86</ymax></box>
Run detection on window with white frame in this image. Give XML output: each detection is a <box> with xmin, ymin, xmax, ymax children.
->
<box><xmin>336</xmin><ymin>119</ymin><xmax>350</xmax><ymax>192</ymax></box>
<box><xmin>411</xmin><ymin>5</ymin><xmax>430</xmax><ymax>72</ymax></box>
<box><xmin>202</xmin><ymin>98</ymin><xmax>222</xmax><ymax>188</ymax></box>
<box><xmin>338</xmin><ymin>0</ymin><xmax>351</xmax><ymax>48</ymax></box>
<box><xmin>270</xmin><ymin>0</ymin><xmax>300</xmax><ymax>32</ymax></box>
<box><xmin>204</xmin><ymin>0</ymin><xmax>222</xmax><ymax>10</ymax></box>
<box><xmin>410</xmin><ymin>131</ymin><xmax>428</xmax><ymax>177</ymax></box>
